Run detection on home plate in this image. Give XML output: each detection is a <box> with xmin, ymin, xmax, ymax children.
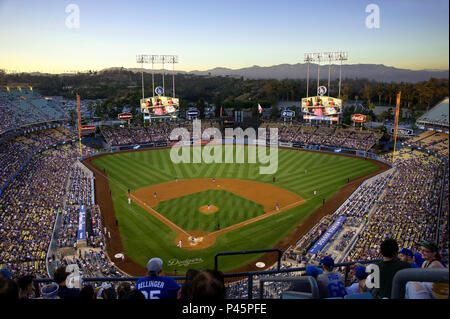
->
<box><xmin>256</xmin><ymin>262</ymin><xmax>265</xmax><ymax>268</ymax></box>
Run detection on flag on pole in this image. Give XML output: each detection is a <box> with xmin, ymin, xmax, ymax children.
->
<box><xmin>258</xmin><ymin>104</ymin><xmax>263</xmax><ymax>114</ymax></box>
<box><xmin>392</xmin><ymin>91</ymin><xmax>401</xmax><ymax>164</ymax></box>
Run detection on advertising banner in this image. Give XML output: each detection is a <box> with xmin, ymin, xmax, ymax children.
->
<box><xmin>351</xmin><ymin>114</ymin><xmax>366</xmax><ymax>122</ymax></box>
<box><xmin>279</xmin><ymin>142</ymin><xmax>293</xmax><ymax>148</ymax></box>
<box><xmin>118</xmin><ymin>113</ymin><xmax>132</xmax><ymax>120</ymax></box>
<box><xmin>308</xmin><ymin>216</ymin><xmax>346</xmax><ymax>255</ymax></box>
<box><xmin>76</xmin><ymin>205</ymin><xmax>86</xmax><ymax>241</ymax></box>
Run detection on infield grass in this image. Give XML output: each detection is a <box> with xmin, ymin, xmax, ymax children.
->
<box><xmin>154</xmin><ymin>189</ymin><xmax>265</xmax><ymax>232</ymax></box>
<box><xmin>92</xmin><ymin>146</ymin><xmax>379</xmax><ymax>274</ymax></box>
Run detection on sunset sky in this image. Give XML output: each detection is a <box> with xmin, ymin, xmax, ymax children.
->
<box><xmin>0</xmin><ymin>0</ymin><xmax>448</xmax><ymax>73</ymax></box>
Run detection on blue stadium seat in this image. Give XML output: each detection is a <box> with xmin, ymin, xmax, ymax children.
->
<box><xmin>344</xmin><ymin>292</ymin><xmax>374</xmax><ymax>299</ymax></box>
<box><xmin>324</xmin><ymin>297</ymin><xmax>344</xmax><ymax>299</ymax></box>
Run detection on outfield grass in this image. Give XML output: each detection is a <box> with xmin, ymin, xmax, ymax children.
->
<box><xmin>154</xmin><ymin>189</ymin><xmax>265</xmax><ymax>232</ymax></box>
<box><xmin>92</xmin><ymin>146</ymin><xmax>379</xmax><ymax>274</ymax></box>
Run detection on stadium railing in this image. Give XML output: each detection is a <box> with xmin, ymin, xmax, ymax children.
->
<box><xmin>33</xmin><ymin>254</ymin><xmax>382</xmax><ymax>299</ymax></box>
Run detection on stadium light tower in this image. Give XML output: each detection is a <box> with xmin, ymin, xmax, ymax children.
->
<box><xmin>304</xmin><ymin>51</ymin><xmax>348</xmax><ymax>98</ymax></box>
<box><xmin>136</xmin><ymin>54</ymin><xmax>150</xmax><ymax>99</ymax></box>
<box><xmin>137</xmin><ymin>54</ymin><xmax>179</xmax><ymax>98</ymax></box>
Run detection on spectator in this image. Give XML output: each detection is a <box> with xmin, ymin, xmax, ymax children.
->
<box><xmin>179</xmin><ymin>269</ymin><xmax>200</xmax><ymax>300</ymax></box>
<box><xmin>375</xmin><ymin>238</ymin><xmax>411</xmax><ymax>299</ymax></box>
<box><xmin>117</xmin><ymin>282</ymin><xmax>132</xmax><ymax>299</ymax></box>
<box><xmin>53</xmin><ymin>266</ymin><xmax>80</xmax><ymax>299</ymax></box>
<box><xmin>17</xmin><ymin>275</ymin><xmax>35</xmax><ymax>299</ymax></box>
<box><xmin>0</xmin><ymin>276</ymin><xmax>19</xmax><ymax>299</ymax></box>
<box><xmin>122</xmin><ymin>289</ymin><xmax>146</xmax><ymax>299</ymax></box>
<box><xmin>0</xmin><ymin>268</ymin><xmax>13</xmax><ymax>279</ymax></box>
<box><xmin>414</xmin><ymin>253</ymin><xmax>425</xmax><ymax>268</ymax></box>
<box><xmin>399</xmin><ymin>248</ymin><xmax>419</xmax><ymax>268</ymax></box>
<box><xmin>405</xmin><ymin>241</ymin><xmax>448</xmax><ymax>299</ymax></box>
<box><xmin>345</xmin><ymin>265</ymin><xmax>369</xmax><ymax>295</ymax></box>
<box><xmin>136</xmin><ymin>257</ymin><xmax>180</xmax><ymax>299</ymax></box>
<box><xmin>96</xmin><ymin>282</ymin><xmax>117</xmax><ymax>300</ymax></box>
<box><xmin>305</xmin><ymin>265</ymin><xmax>323</xmax><ymax>281</ymax></box>
<box><xmin>190</xmin><ymin>270</ymin><xmax>226</xmax><ymax>300</ymax></box>
<box><xmin>79</xmin><ymin>285</ymin><xmax>95</xmax><ymax>300</ymax></box>
<box><xmin>316</xmin><ymin>256</ymin><xmax>347</xmax><ymax>298</ymax></box>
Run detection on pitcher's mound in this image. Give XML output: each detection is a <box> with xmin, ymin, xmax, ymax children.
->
<box><xmin>199</xmin><ymin>205</ymin><xmax>219</xmax><ymax>214</ymax></box>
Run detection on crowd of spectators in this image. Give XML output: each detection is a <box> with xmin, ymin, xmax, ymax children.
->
<box><xmin>101</xmin><ymin>121</ymin><xmax>383</xmax><ymax>152</ymax></box>
<box><xmin>0</xmin><ymin>143</ymin><xmax>95</xmax><ymax>280</ymax></box>
<box><xmin>347</xmin><ymin>151</ymin><xmax>445</xmax><ymax>263</ymax></box>
<box><xmin>260</xmin><ymin>122</ymin><xmax>382</xmax><ymax>151</ymax></box>
<box><xmin>0</xmin><ymin>127</ymin><xmax>75</xmax><ymax>187</ymax></box>
<box><xmin>0</xmin><ymin>88</ymin><xmax>68</xmax><ymax>133</ymax></box>
<box><xmin>101</xmin><ymin>121</ymin><xmax>222</xmax><ymax>146</ymax></box>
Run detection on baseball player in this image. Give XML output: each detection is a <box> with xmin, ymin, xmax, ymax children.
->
<box><xmin>275</xmin><ymin>203</ymin><xmax>279</xmax><ymax>211</ymax></box>
<box><xmin>128</xmin><ymin>197</ymin><xmax>131</xmax><ymax>205</ymax></box>
<box><xmin>212</xmin><ymin>177</ymin><xmax>215</xmax><ymax>183</ymax></box>
<box><xmin>154</xmin><ymin>191</ymin><xmax>157</xmax><ymax>198</ymax></box>
<box><xmin>178</xmin><ymin>240</ymin><xmax>182</xmax><ymax>248</ymax></box>
<box><xmin>207</xmin><ymin>203</ymin><xmax>210</xmax><ymax>210</ymax></box>
<box><xmin>314</xmin><ymin>190</ymin><xmax>317</xmax><ymax>196</ymax></box>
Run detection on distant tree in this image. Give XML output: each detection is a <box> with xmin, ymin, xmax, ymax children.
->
<box><xmin>214</xmin><ymin>93</ymin><xmax>223</xmax><ymax>118</ymax></box>
<box><xmin>378</xmin><ymin>111</ymin><xmax>389</xmax><ymax>122</ymax></box>
<box><xmin>197</xmin><ymin>98</ymin><xmax>205</xmax><ymax>119</ymax></box>
<box><xmin>270</xmin><ymin>106</ymin><xmax>280</xmax><ymax>119</ymax></box>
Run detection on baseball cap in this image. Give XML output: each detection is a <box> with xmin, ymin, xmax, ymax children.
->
<box><xmin>320</xmin><ymin>256</ymin><xmax>335</xmax><ymax>268</ymax></box>
<box><xmin>41</xmin><ymin>283</ymin><xmax>59</xmax><ymax>299</ymax></box>
<box><xmin>147</xmin><ymin>257</ymin><xmax>163</xmax><ymax>274</ymax></box>
<box><xmin>419</xmin><ymin>240</ymin><xmax>438</xmax><ymax>252</ymax></box>
<box><xmin>305</xmin><ymin>265</ymin><xmax>323</xmax><ymax>277</ymax></box>
<box><xmin>0</xmin><ymin>267</ymin><xmax>13</xmax><ymax>279</ymax></box>
<box><xmin>354</xmin><ymin>265</ymin><xmax>368</xmax><ymax>280</ymax></box>
<box><xmin>399</xmin><ymin>248</ymin><xmax>414</xmax><ymax>257</ymax></box>
<box><xmin>53</xmin><ymin>266</ymin><xmax>71</xmax><ymax>284</ymax></box>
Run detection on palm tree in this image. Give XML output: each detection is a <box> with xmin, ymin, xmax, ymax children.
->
<box><xmin>376</xmin><ymin>83</ymin><xmax>384</xmax><ymax>104</ymax></box>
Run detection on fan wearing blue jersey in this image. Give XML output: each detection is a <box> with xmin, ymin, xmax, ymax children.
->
<box><xmin>316</xmin><ymin>256</ymin><xmax>347</xmax><ymax>298</ymax></box>
<box><xmin>136</xmin><ymin>257</ymin><xmax>180</xmax><ymax>299</ymax></box>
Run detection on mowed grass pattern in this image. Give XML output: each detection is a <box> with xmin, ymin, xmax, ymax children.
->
<box><xmin>92</xmin><ymin>146</ymin><xmax>379</xmax><ymax>273</ymax></box>
<box><xmin>154</xmin><ymin>189</ymin><xmax>265</xmax><ymax>232</ymax></box>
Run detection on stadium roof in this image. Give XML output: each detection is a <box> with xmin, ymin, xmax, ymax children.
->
<box><xmin>417</xmin><ymin>97</ymin><xmax>449</xmax><ymax>128</ymax></box>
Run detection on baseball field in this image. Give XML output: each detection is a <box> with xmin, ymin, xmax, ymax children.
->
<box><xmin>84</xmin><ymin>145</ymin><xmax>388</xmax><ymax>276</ymax></box>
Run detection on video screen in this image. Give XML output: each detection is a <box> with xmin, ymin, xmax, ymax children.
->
<box><xmin>140</xmin><ymin>96</ymin><xmax>179</xmax><ymax>116</ymax></box>
<box><xmin>301</xmin><ymin>96</ymin><xmax>342</xmax><ymax>115</ymax></box>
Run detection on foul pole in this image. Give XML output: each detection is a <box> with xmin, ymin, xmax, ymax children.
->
<box><xmin>392</xmin><ymin>92</ymin><xmax>401</xmax><ymax>164</ymax></box>
<box><xmin>77</xmin><ymin>94</ymin><xmax>83</xmax><ymax>158</ymax></box>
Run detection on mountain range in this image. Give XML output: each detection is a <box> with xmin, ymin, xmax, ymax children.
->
<box><xmin>123</xmin><ymin>63</ymin><xmax>448</xmax><ymax>83</ymax></box>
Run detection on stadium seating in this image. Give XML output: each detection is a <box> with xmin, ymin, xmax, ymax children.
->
<box><xmin>0</xmin><ymin>87</ymin><xmax>68</xmax><ymax>133</ymax></box>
